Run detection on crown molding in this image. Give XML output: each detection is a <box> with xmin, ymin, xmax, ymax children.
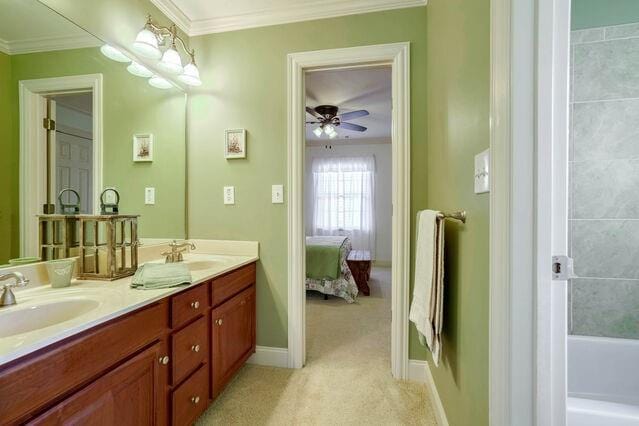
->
<box><xmin>0</xmin><ymin>39</ymin><xmax>10</xmax><ymax>55</ymax></box>
<box><xmin>0</xmin><ymin>34</ymin><xmax>100</xmax><ymax>55</ymax></box>
<box><xmin>148</xmin><ymin>0</ymin><xmax>191</xmax><ymax>35</ymax></box>
<box><xmin>151</xmin><ymin>0</ymin><xmax>426</xmax><ymax>36</ymax></box>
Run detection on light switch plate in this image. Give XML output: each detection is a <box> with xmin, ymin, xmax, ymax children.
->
<box><xmin>272</xmin><ymin>184</ymin><xmax>284</xmax><ymax>204</ymax></box>
<box><xmin>474</xmin><ymin>149</ymin><xmax>490</xmax><ymax>194</ymax></box>
<box><xmin>144</xmin><ymin>187</ymin><xmax>155</xmax><ymax>205</ymax></box>
<box><xmin>223</xmin><ymin>186</ymin><xmax>235</xmax><ymax>205</ymax></box>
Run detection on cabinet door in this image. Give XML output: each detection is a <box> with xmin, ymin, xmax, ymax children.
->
<box><xmin>211</xmin><ymin>285</ymin><xmax>256</xmax><ymax>398</ymax></box>
<box><xmin>30</xmin><ymin>342</ymin><xmax>162</xmax><ymax>426</ymax></box>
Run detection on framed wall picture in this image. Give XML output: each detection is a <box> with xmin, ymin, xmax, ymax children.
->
<box><xmin>224</xmin><ymin>129</ymin><xmax>246</xmax><ymax>159</ymax></box>
<box><xmin>133</xmin><ymin>134</ymin><xmax>153</xmax><ymax>162</ymax></box>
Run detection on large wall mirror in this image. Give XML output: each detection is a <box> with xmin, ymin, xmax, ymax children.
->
<box><xmin>0</xmin><ymin>0</ymin><xmax>187</xmax><ymax>266</ymax></box>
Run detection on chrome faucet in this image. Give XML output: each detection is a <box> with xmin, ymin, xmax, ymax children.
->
<box><xmin>0</xmin><ymin>272</ymin><xmax>29</xmax><ymax>307</ymax></box>
<box><xmin>162</xmin><ymin>240</ymin><xmax>196</xmax><ymax>263</ymax></box>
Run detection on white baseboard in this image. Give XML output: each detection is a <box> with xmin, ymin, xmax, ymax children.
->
<box><xmin>247</xmin><ymin>345</ymin><xmax>289</xmax><ymax>368</ymax></box>
<box><xmin>408</xmin><ymin>359</ymin><xmax>449</xmax><ymax>426</ymax></box>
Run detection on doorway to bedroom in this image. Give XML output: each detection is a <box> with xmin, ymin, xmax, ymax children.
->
<box><xmin>304</xmin><ymin>65</ymin><xmax>394</xmax><ymax>376</ymax></box>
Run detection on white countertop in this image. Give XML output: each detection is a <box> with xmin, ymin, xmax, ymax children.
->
<box><xmin>0</xmin><ymin>252</ymin><xmax>258</xmax><ymax>366</ymax></box>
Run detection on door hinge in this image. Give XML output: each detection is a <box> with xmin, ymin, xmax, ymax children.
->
<box><xmin>552</xmin><ymin>255</ymin><xmax>574</xmax><ymax>281</ymax></box>
<box><xmin>43</xmin><ymin>118</ymin><xmax>56</xmax><ymax>131</ymax></box>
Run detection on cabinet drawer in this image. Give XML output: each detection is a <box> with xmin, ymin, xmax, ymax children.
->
<box><xmin>171</xmin><ymin>316</ymin><xmax>208</xmax><ymax>385</ymax></box>
<box><xmin>211</xmin><ymin>263</ymin><xmax>256</xmax><ymax>307</ymax></box>
<box><xmin>171</xmin><ymin>283</ymin><xmax>208</xmax><ymax>328</ymax></box>
<box><xmin>172</xmin><ymin>364</ymin><xmax>209</xmax><ymax>426</ymax></box>
<box><xmin>0</xmin><ymin>302</ymin><xmax>168</xmax><ymax>425</ymax></box>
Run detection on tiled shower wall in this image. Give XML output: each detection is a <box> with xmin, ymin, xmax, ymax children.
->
<box><xmin>569</xmin><ymin>23</ymin><xmax>639</xmax><ymax>339</ymax></box>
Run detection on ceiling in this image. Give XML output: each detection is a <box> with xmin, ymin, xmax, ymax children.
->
<box><xmin>305</xmin><ymin>66</ymin><xmax>391</xmax><ymax>143</ymax></box>
<box><xmin>0</xmin><ymin>0</ymin><xmax>100</xmax><ymax>55</ymax></box>
<box><xmin>150</xmin><ymin>0</ymin><xmax>427</xmax><ymax>35</ymax></box>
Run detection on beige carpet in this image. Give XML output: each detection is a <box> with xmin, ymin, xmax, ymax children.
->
<box><xmin>197</xmin><ymin>267</ymin><xmax>437</xmax><ymax>425</ymax></box>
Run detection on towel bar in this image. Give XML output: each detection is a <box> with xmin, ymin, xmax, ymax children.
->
<box><xmin>438</xmin><ymin>210</ymin><xmax>467</xmax><ymax>223</ymax></box>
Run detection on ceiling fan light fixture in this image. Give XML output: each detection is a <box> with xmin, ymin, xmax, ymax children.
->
<box><xmin>313</xmin><ymin>127</ymin><xmax>323</xmax><ymax>137</ymax></box>
<box><xmin>323</xmin><ymin>124</ymin><xmax>335</xmax><ymax>135</ymax></box>
<box><xmin>328</xmin><ymin>129</ymin><xmax>338</xmax><ymax>139</ymax></box>
<box><xmin>100</xmin><ymin>44</ymin><xmax>130</xmax><ymax>63</ymax></box>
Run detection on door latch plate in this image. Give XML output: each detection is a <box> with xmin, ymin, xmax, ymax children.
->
<box><xmin>552</xmin><ymin>255</ymin><xmax>575</xmax><ymax>281</ymax></box>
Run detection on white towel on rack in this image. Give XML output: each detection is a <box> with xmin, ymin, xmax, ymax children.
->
<box><xmin>409</xmin><ymin>210</ymin><xmax>445</xmax><ymax>366</ymax></box>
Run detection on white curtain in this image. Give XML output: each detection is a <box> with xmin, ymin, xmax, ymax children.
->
<box><xmin>311</xmin><ymin>156</ymin><xmax>376</xmax><ymax>256</ymax></box>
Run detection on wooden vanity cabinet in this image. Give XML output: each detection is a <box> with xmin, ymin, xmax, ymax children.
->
<box><xmin>211</xmin><ymin>285</ymin><xmax>256</xmax><ymax>398</ymax></box>
<box><xmin>29</xmin><ymin>342</ymin><xmax>163</xmax><ymax>425</ymax></box>
<box><xmin>0</xmin><ymin>261</ymin><xmax>257</xmax><ymax>426</ymax></box>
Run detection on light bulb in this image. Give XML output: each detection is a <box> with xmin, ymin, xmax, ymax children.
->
<box><xmin>328</xmin><ymin>129</ymin><xmax>338</xmax><ymax>139</ymax></box>
<box><xmin>178</xmin><ymin>62</ymin><xmax>202</xmax><ymax>86</ymax></box>
<box><xmin>313</xmin><ymin>127</ymin><xmax>323</xmax><ymax>137</ymax></box>
<box><xmin>148</xmin><ymin>75</ymin><xmax>172</xmax><ymax>89</ymax></box>
<box><xmin>100</xmin><ymin>45</ymin><xmax>130</xmax><ymax>63</ymax></box>
<box><xmin>324</xmin><ymin>124</ymin><xmax>335</xmax><ymax>135</ymax></box>
<box><xmin>158</xmin><ymin>46</ymin><xmax>183</xmax><ymax>74</ymax></box>
<box><xmin>127</xmin><ymin>62</ymin><xmax>154</xmax><ymax>78</ymax></box>
<box><xmin>132</xmin><ymin>28</ymin><xmax>161</xmax><ymax>59</ymax></box>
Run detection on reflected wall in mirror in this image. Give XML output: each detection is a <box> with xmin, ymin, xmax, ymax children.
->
<box><xmin>0</xmin><ymin>0</ymin><xmax>187</xmax><ymax>266</ymax></box>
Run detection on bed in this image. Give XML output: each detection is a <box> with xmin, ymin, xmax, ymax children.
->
<box><xmin>305</xmin><ymin>236</ymin><xmax>359</xmax><ymax>303</ymax></box>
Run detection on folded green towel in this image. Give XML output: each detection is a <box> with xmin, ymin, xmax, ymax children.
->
<box><xmin>131</xmin><ymin>263</ymin><xmax>192</xmax><ymax>290</ymax></box>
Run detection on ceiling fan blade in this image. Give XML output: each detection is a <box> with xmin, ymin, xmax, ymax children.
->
<box><xmin>338</xmin><ymin>110</ymin><xmax>369</xmax><ymax>121</ymax></box>
<box><xmin>306</xmin><ymin>121</ymin><xmax>321</xmax><ymax>124</ymax></box>
<box><xmin>340</xmin><ymin>122</ymin><xmax>367</xmax><ymax>132</ymax></box>
<box><xmin>306</xmin><ymin>106</ymin><xmax>325</xmax><ymax>120</ymax></box>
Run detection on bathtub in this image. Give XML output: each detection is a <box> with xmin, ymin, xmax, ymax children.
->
<box><xmin>567</xmin><ymin>335</ymin><xmax>639</xmax><ymax>426</ymax></box>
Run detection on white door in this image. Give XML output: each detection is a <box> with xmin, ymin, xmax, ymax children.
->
<box><xmin>55</xmin><ymin>130</ymin><xmax>93</xmax><ymax>214</ymax></box>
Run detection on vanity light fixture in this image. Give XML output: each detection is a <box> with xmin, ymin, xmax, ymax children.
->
<box><xmin>100</xmin><ymin>45</ymin><xmax>131</xmax><ymax>63</ymax></box>
<box><xmin>131</xmin><ymin>15</ymin><xmax>203</xmax><ymax>87</ymax></box>
<box><xmin>127</xmin><ymin>61</ymin><xmax>154</xmax><ymax>78</ymax></box>
<box><xmin>132</xmin><ymin>22</ymin><xmax>162</xmax><ymax>59</ymax></box>
<box><xmin>178</xmin><ymin>53</ymin><xmax>202</xmax><ymax>86</ymax></box>
<box><xmin>149</xmin><ymin>75</ymin><xmax>172</xmax><ymax>89</ymax></box>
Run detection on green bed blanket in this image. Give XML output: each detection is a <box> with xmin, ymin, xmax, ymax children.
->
<box><xmin>306</xmin><ymin>236</ymin><xmax>346</xmax><ymax>280</ymax></box>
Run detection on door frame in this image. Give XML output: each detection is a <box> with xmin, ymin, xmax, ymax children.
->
<box><xmin>19</xmin><ymin>74</ymin><xmax>103</xmax><ymax>257</ymax></box>
<box><xmin>489</xmin><ymin>0</ymin><xmax>571</xmax><ymax>424</ymax></box>
<box><xmin>286</xmin><ymin>42</ymin><xmax>411</xmax><ymax>378</ymax></box>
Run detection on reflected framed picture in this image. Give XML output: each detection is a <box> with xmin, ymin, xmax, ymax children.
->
<box><xmin>224</xmin><ymin>129</ymin><xmax>246</xmax><ymax>159</ymax></box>
<box><xmin>133</xmin><ymin>133</ymin><xmax>153</xmax><ymax>162</ymax></box>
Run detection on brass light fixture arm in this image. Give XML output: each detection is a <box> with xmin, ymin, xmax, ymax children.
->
<box><xmin>144</xmin><ymin>15</ymin><xmax>195</xmax><ymax>59</ymax></box>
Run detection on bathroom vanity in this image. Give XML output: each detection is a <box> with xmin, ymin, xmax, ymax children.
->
<box><xmin>0</xmin><ymin>252</ymin><xmax>257</xmax><ymax>426</ymax></box>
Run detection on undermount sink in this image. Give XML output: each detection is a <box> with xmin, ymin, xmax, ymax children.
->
<box><xmin>0</xmin><ymin>299</ymin><xmax>100</xmax><ymax>338</ymax></box>
<box><xmin>183</xmin><ymin>260</ymin><xmax>218</xmax><ymax>271</ymax></box>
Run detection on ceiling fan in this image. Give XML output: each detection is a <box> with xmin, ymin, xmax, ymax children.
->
<box><xmin>305</xmin><ymin>105</ymin><xmax>369</xmax><ymax>139</ymax></box>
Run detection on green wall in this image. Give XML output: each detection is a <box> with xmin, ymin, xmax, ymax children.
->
<box><xmin>572</xmin><ymin>0</ymin><xmax>639</xmax><ymax>29</ymax></box>
<box><xmin>426</xmin><ymin>0</ymin><xmax>490</xmax><ymax>425</ymax></box>
<box><xmin>2</xmin><ymin>47</ymin><xmax>186</xmax><ymax>263</ymax></box>
<box><xmin>0</xmin><ymin>51</ymin><xmax>16</xmax><ymax>262</ymax></box>
<box><xmin>188</xmin><ymin>8</ymin><xmax>429</xmax><ymax>349</ymax></box>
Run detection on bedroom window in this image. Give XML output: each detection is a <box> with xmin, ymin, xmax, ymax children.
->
<box><xmin>311</xmin><ymin>156</ymin><xmax>376</xmax><ymax>254</ymax></box>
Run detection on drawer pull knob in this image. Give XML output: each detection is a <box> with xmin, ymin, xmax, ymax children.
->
<box><xmin>191</xmin><ymin>396</ymin><xmax>200</xmax><ymax>404</ymax></box>
<box><xmin>191</xmin><ymin>344</ymin><xmax>201</xmax><ymax>353</ymax></box>
<box><xmin>216</xmin><ymin>318</ymin><xmax>223</xmax><ymax>326</ymax></box>
<box><xmin>159</xmin><ymin>355</ymin><xmax>170</xmax><ymax>365</ymax></box>
<box><xmin>190</xmin><ymin>301</ymin><xmax>200</xmax><ymax>309</ymax></box>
